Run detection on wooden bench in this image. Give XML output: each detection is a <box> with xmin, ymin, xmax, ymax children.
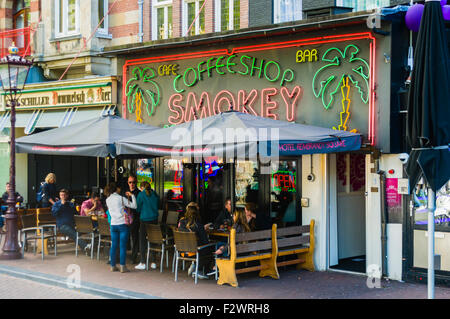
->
<box><xmin>216</xmin><ymin>224</ymin><xmax>279</xmax><ymax>288</ymax></box>
<box><xmin>276</xmin><ymin>219</ymin><xmax>315</xmax><ymax>272</ymax></box>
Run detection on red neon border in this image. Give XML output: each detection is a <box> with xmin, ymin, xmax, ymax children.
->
<box><xmin>122</xmin><ymin>32</ymin><xmax>376</xmax><ymax>146</ymax></box>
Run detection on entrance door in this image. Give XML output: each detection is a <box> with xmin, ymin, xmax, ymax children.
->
<box><xmin>330</xmin><ymin>153</ymin><xmax>366</xmax><ymax>273</ymax></box>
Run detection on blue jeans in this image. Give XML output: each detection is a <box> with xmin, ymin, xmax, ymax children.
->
<box><xmin>110</xmin><ymin>224</ymin><xmax>129</xmax><ymax>267</ymax></box>
<box><xmin>59</xmin><ymin>224</ymin><xmax>88</xmax><ymax>249</ymax></box>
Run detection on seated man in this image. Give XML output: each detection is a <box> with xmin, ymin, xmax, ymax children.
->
<box><xmin>51</xmin><ymin>189</ymin><xmax>91</xmax><ymax>252</ymax></box>
<box><xmin>1</xmin><ymin>183</ymin><xmax>24</xmax><ymax>228</ymax></box>
<box><xmin>1</xmin><ymin>182</ymin><xmax>24</xmax><ymax>205</ymax></box>
<box><xmin>80</xmin><ymin>192</ymin><xmax>105</xmax><ymax>217</ymax></box>
<box><xmin>210</xmin><ymin>197</ymin><xmax>233</xmax><ymax>230</ymax></box>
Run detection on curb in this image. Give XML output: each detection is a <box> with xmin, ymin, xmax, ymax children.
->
<box><xmin>0</xmin><ymin>264</ymin><xmax>161</xmax><ymax>299</ymax></box>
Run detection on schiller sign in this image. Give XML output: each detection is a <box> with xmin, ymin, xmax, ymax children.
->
<box><xmin>123</xmin><ymin>32</ymin><xmax>376</xmax><ymax>145</ymax></box>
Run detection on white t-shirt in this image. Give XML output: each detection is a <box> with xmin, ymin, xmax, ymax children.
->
<box><xmin>106</xmin><ymin>192</ymin><xmax>137</xmax><ymax>226</ymax></box>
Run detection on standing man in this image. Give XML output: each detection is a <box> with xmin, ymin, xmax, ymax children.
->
<box><xmin>51</xmin><ymin>189</ymin><xmax>91</xmax><ymax>252</ymax></box>
<box><xmin>126</xmin><ymin>174</ymin><xmax>141</xmax><ymax>264</ymax></box>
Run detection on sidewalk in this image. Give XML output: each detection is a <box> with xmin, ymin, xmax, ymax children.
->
<box><xmin>1</xmin><ymin>241</ymin><xmax>450</xmax><ymax>299</ymax></box>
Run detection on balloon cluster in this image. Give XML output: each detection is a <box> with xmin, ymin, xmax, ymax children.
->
<box><xmin>405</xmin><ymin>0</ymin><xmax>450</xmax><ymax>32</ymax></box>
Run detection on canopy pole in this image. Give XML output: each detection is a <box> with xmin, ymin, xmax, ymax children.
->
<box><xmin>427</xmin><ymin>185</ymin><xmax>436</xmax><ymax>299</ymax></box>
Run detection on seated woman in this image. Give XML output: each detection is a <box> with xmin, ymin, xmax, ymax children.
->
<box><xmin>215</xmin><ymin>208</ymin><xmax>250</xmax><ymax>257</ymax></box>
<box><xmin>245</xmin><ymin>202</ymin><xmax>272</xmax><ymax>231</ymax></box>
<box><xmin>178</xmin><ymin>203</ymin><xmax>212</xmax><ymax>278</ymax></box>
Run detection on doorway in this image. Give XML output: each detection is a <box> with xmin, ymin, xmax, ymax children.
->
<box><xmin>330</xmin><ymin>153</ymin><xmax>366</xmax><ymax>273</ymax></box>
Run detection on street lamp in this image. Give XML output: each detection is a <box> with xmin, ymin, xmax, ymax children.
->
<box><xmin>0</xmin><ymin>43</ymin><xmax>33</xmax><ymax>260</ymax></box>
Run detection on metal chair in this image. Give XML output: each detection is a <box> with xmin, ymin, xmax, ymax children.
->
<box><xmin>166</xmin><ymin>210</ymin><xmax>179</xmax><ymax>226</ymax></box>
<box><xmin>145</xmin><ymin>223</ymin><xmax>174</xmax><ymax>272</ymax></box>
<box><xmin>173</xmin><ymin>230</ymin><xmax>215</xmax><ymax>284</ymax></box>
<box><xmin>20</xmin><ymin>214</ymin><xmax>56</xmax><ymax>260</ymax></box>
<box><xmin>97</xmin><ymin>217</ymin><xmax>112</xmax><ymax>260</ymax></box>
<box><xmin>36</xmin><ymin>208</ymin><xmax>58</xmax><ymax>255</ymax></box>
<box><xmin>74</xmin><ymin>216</ymin><xmax>97</xmax><ymax>259</ymax></box>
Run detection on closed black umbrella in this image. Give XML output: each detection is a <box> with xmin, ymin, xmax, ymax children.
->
<box><xmin>405</xmin><ymin>0</ymin><xmax>450</xmax><ymax>299</ymax></box>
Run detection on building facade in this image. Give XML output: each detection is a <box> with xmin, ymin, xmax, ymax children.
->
<box><xmin>0</xmin><ymin>0</ymin><xmax>448</xmax><ymax>286</ymax></box>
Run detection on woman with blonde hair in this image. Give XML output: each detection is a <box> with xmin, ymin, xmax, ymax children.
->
<box><xmin>215</xmin><ymin>208</ymin><xmax>250</xmax><ymax>256</ymax></box>
<box><xmin>40</xmin><ymin>173</ymin><xmax>58</xmax><ymax>208</ymax></box>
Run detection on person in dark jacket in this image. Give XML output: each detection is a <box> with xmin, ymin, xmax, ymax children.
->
<box><xmin>51</xmin><ymin>189</ymin><xmax>90</xmax><ymax>252</ymax></box>
<box><xmin>1</xmin><ymin>182</ymin><xmax>24</xmax><ymax>204</ymax></box>
<box><xmin>135</xmin><ymin>181</ymin><xmax>159</xmax><ymax>270</ymax></box>
<box><xmin>178</xmin><ymin>204</ymin><xmax>213</xmax><ymax>279</ymax></box>
<box><xmin>211</xmin><ymin>197</ymin><xmax>233</xmax><ymax>229</ymax></box>
<box><xmin>40</xmin><ymin>173</ymin><xmax>58</xmax><ymax>208</ymax></box>
<box><xmin>245</xmin><ymin>202</ymin><xmax>272</xmax><ymax>231</ymax></box>
<box><xmin>126</xmin><ymin>174</ymin><xmax>141</xmax><ymax>264</ymax></box>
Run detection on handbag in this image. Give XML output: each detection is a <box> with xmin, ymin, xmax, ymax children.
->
<box><xmin>121</xmin><ymin>197</ymin><xmax>134</xmax><ymax>226</ymax></box>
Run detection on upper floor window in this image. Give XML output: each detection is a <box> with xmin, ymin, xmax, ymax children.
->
<box><xmin>55</xmin><ymin>0</ymin><xmax>79</xmax><ymax>37</ymax></box>
<box><xmin>152</xmin><ymin>0</ymin><xmax>173</xmax><ymax>40</ymax></box>
<box><xmin>183</xmin><ymin>0</ymin><xmax>205</xmax><ymax>36</ymax></box>
<box><xmin>336</xmin><ymin>0</ymin><xmax>390</xmax><ymax>11</ymax></box>
<box><xmin>97</xmin><ymin>0</ymin><xmax>109</xmax><ymax>35</ymax></box>
<box><xmin>274</xmin><ymin>0</ymin><xmax>302</xmax><ymax>24</ymax></box>
<box><xmin>13</xmin><ymin>0</ymin><xmax>30</xmax><ymax>29</ymax></box>
<box><xmin>215</xmin><ymin>0</ymin><xmax>240</xmax><ymax>32</ymax></box>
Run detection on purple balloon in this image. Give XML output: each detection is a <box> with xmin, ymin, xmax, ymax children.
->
<box><xmin>443</xmin><ymin>5</ymin><xmax>450</xmax><ymax>20</ymax></box>
<box><xmin>405</xmin><ymin>4</ymin><xmax>424</xmax><ymax>32</ymax></box>
<box><xmin>441</xmin><ymin>0</ymin><xmax>447</xmax><ymax>7</ymax></box>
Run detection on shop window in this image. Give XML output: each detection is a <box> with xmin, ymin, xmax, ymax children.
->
<box><xmin>183</xmin><ymin>0</ymin><xmax>205</xmax><ymax>36</ymax></box>
<box><xmin>215</xmin><ymin>0</ymin><xmax>240</xmax><ymax>32</ymax></box>
<box><xmin>97</xmin><ymin>0</ymin><xmax>109</xmax><ymax>35</ymax></box>
<box><xmin>152</xmin><ymin>0</ymin><xmax>173</xmax><ymax>40</ymax></box>
<box><xmin>55</xmin><ymin>0</ymin><xmax>80</xmax><ymax>37</ymax></box>
<box><xmin>413</xmin><ymin>180</ymin><xmax>450</xmax><ymax>271</ymax></box>
<box><xmin>235</xmin><ymin>160</ymin><xmax>259</xmax><ymax>207</ymax></box>
<box><xmin>413</xmin><ymin>180</ymin><xmax>450</xmax><ymax>229</ymax></box>
<box><xmin>336</xmin><ymin>153</ymin><xmax>365</xmax><ymax>193</ymax></box>
<box><xmin>336</xmin><ymin>0</ymin><xmax>390</xmax><ymax>12</ymax></box>
<box><xmin>136</xmin><ymin>158</ymin><xmax>155</xmax><ymax>190</ymax></box>
<box><xmin>270</xmin><ymin>160</ymin><xmax>297</xmax><ymax>225</ymax></box>
<box><xmin>273</xmin><ymin>0</ymin><xmax>302</xmax><ymax>24</ymax></box>
<box><xmin>164</xmin><ymin>158</ymin><xmax>184</xmax><ymax>201</ymax></box>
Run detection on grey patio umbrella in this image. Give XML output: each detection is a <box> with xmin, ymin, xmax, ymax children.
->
<box><xmin>405</xmin><ymin>0</ymin><xmax>450</xmax><ymax>299</ymax></box>
<box><xmin>16</xmin><ymin>114</ymin><xmax>158</xmax><ymax>158</ymax></box>
<box><xmin>116</xmin><ymin>110</ymin><xmax>362</xmax><ymax>158</ymax></box>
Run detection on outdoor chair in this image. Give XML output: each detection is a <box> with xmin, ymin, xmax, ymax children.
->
<box><xmin>166</xmin><ymin>210</ymin><xmax>179</xmax><ymax>226</ymax></box>
<box><xmin>36</xmin><ymin>208</ymin><xmax>57</xmax><ymax>254</ymax></box>
<box><xmin>74</xmin><ymin>216</ymin><xmax>97</xmax><ymax>259</ymax></box>
<box><xmin>20</xmin><ymin>213</ymin><xmax>56</xmax><ymax>260</ymax></box>
<box><xmin>173</xmin><ymin>230</ymin><xmax>215</xmax><ymax>284</ymax></box>
<box><xmin>96</xmin><ymin>217</ymin><xmax>112</xmax><ymax>260</ymax></box>
<box><xmin>145</xmin><ymin>223</ymin><xmax>174</xmax><ymax>272</ymax></box>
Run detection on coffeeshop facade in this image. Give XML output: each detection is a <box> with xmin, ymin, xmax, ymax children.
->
<box><xmin>103</xmin><ymin>11</ymin><xmax>416</xmax><ymax>281</ymax></box>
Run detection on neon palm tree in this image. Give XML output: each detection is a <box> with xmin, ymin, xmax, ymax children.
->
<box><xmin>125</xmin><ymin>67</ymin><xmax>161</xmax><ymax>120</ymax></box>
<box><xmin>312</xmin><ymin>44</ymin><xmax>370</xmax><ymax>131</ymax></box>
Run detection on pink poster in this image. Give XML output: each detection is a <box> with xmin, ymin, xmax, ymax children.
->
<box><xmin>386</xmin><ymin>178</ymin><xmax>402</xmax><ymax>223</ymax></box>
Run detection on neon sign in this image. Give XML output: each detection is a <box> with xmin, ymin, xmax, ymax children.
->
<box><xmin>272</xmin><ymin>171</ymin><xmax>296</xmax><ymax>192</ymax></box>
<box><xmin>123</xmin><ymin>32</ymin><xmax>376</xmax><ymax>145</ymax></box>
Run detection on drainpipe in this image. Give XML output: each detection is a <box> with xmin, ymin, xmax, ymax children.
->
<box><xmin>376</xmin><ymin>162</ymin><xmax>388</xmax><ymax>278</ymax></box>
<box><xmin>138</xmin><ymin>0</ymin><xmax>144</xmax><ymax>43</ymax></box>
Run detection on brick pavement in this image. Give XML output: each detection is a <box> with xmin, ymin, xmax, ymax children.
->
<box><xmin>1</xmin><ymin>240</ymin><xmax>450</xmax><ymax>299</ymax></box>
<box><xmin>0</xmin><ymin>273</ymin><xmax>106</xmax><ymax>299</ymax></box>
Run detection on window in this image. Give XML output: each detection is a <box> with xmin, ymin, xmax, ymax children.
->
<box><xmin>164</xmin><ymin>158</ymin><xmax>184</xmax><ymax>201</ymax></box>
<box><xmin>97</xmin><ymin>0</ymin><xmax>109</xmax><ymax>35</ymax></box>
<box><xmin>235</xmin><ymin>160</ymin><xmax>259</xmax><ymax>207</ymax></box>
<box><xmin>270</xmin><ymin>160</ymin><xmax>298</xmax><ymax>225</ymax></box>
<box><xmin>152</xmin><ymin>0</ymin><xmax>173</xmax><ymax>40</ymax></box>
<box><xmin>273</xmin><ymin>0</ymin><xmax>302</xmax><ymax>24</ymax></box>
<box><xmin>183</xmin><ymin>0</ymin><xmax>205</xmax><ymax>36</ymax></box>
<box><xmin>136</xmin><ymin>158</ymin><xmax>155</xmax><ymax>190</ymax></box>
<box><xmin>336</xmin><ymin>0</ymin><xmax>390</xmax><ymax>12</ymax></box>
<box><xmin>13</xmin><ymin>0</ymin><xmax>30</xmax><ymax>29</ymax></box>
<box><xmin>215</xmin><ymin>0</ymin><xmax>240</xmax><ymax>32</ymax></box>
<box><xmin>55</xmin><ymin>0</ymin><xmax>79</xmax><ymax>37</ymax></box>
